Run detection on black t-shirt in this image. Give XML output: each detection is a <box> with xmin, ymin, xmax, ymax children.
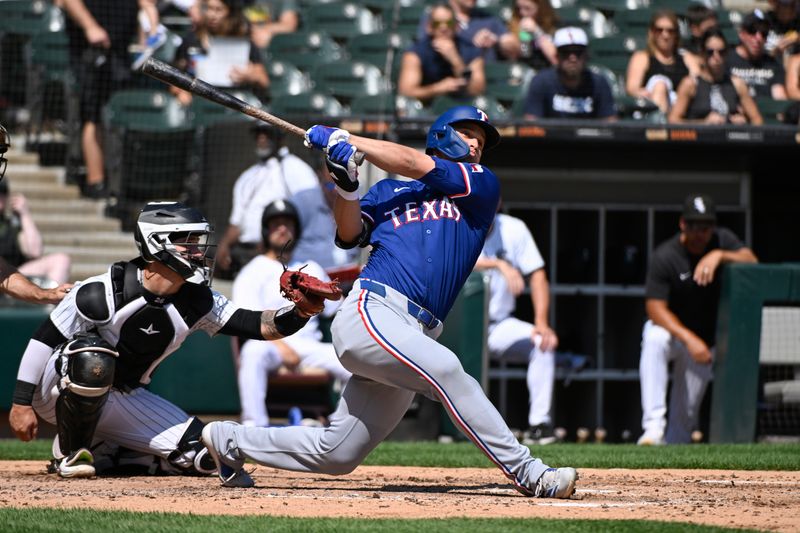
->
<box><xmin>644</xmin><ymin>227</ymin><xmax>745</xmax><ymax>346</ymax></box>
<box><xmin>725</xmin><ymin>48</ymin><xmax>785</xmax><ymax>98</ymax></box>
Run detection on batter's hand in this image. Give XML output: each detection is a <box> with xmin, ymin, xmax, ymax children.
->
<box><xmin>9</xmin><ymin>404</ymin><xmax>38</xmax><ymax>441</ymax></box>
<box><xmin>326</xmin><ymin>142</ymin><xmax>360</xmax><ymax>195</ymax></box>
<box><xmin>684</xmin><ymin>334</ymin><xmax>712</xmax><ymax>364</ymax></box>
<box><xmin>304</xmin><ymin>125</ymin><xmax>349</xmax><ymax>152</ymax></box>
<box><xmin>694</xmin><ymin>250</ymin><xmax>722</xmax><ymax>287</ymax></box>
<box><xmin>533</xmin><ymin>325</ymin><xmax>559</xmax><ymax>352</ymax></box>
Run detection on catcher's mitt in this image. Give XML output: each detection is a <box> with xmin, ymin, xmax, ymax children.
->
<box><xmin>280</xmin><ymin>267</ymin><xmax>342</xmax><ymax>317</ymax></box>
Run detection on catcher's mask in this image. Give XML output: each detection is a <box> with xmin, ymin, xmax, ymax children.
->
<box><xmin>261</xmin><ymin>199</ymin><xmax>301</xmax><ymax>251</ymax></box>
<box><xmin>0</xmin><ymin>124</ymin><xmax>9</xmax><ymax>182</ymax></box>
<box><xmin>425</xmin><ymin>105</ymin><xmax>500</xmax><ymax>161</ymax></box>
<box><xmin>251</xmin><ymin>121</ymin><xmax>284</xmax><ymax>161</ymax></box>
<box><xmin>134</xmin><ymin>202</ymin><xmax>216</xmax><ymax>286</ymax></box>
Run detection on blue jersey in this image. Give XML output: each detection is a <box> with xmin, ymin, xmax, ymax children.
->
<box><xmin>359</xmin><ymin>157</ymin><xmax>500</xmax><ymax>321</ymax></box>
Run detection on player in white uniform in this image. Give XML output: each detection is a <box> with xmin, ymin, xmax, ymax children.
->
<box><xmin>9</xmin><ymin>202</ymin><xmax>324</xmax><ymax>483</ymax></box>
<box><xmin>233</xmin><ymin>199</ymin><xmax>351</xmax><ymax>427</ymax></box>
<box><xmin>475</xmin><ymin>211</ymin><xmax>559</xmax><ymax>445</ymax></box>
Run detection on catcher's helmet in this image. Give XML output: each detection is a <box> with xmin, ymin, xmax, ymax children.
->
<box><xmin>0</xmin><ymin>123</ymin><xmax>9</xmax><ymax>182</ymax></box>
<box><xmin>134</xmin><ymin>202</ymin><xmax>216</xmax><ymax>286</ymax></box>
<box><xmin>425</xmin><ymin>106</ymin><xmax>500</xmax><ymax>161</ymax></box>
<box><xmin>261</xmin><ymin>199</ymin><xmax>301</xmax><ymax>247</ymax></box>
<box><xmin>61</xmin><ymin>333</ymin><xmax>118</xmax><ymax>359</ymax></box>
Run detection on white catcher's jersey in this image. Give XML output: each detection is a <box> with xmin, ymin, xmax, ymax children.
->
<box><xmin>232</xmin><ymin>255</ymin><xmax>340</xmax><ymax>343</ymax></box>
<box><xmin>480</xmin><ymin>213</ymin><xmax>545</xmax><ymax>324</ymax></box>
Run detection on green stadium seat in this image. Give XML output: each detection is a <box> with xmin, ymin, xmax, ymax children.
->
<box><xmin>589</xmin><ymin>35</ymin><xmax>644</xmax><ymax>76</ymax></box>
<box><xmin>348</xmin><ymin>32</ymin><xmax>411</xmax><ymax>73</ymax></box>
<box><xmin>348</xmin><ymin>93</ymin><xmax>428</xmax><ymax>118</ymax></box>
<box><xmin>265</xmin><ymin>60</ymin><xmax>312</xmax><ymax>98</ymax></box>
<box><xmin>615</xmin><ymin>94</ymin><xmax>664</xmax><ymax>122</ymax></box>
<box><xmin>361</xmin><ymin>0</ymin><xmax>424</xmax><ymax>14</ymax></box>
<box><xmin>754</xmin><ymin>97</ymin><xmax>791</xmax><ymax>125</ymax></box>
<box><xmin>396</xmin><ymin>94</ymin><xmax>427</xmax><ymax>118</ymax></box>
<box><xmin>266</xmin><ymin>31</ymin><xmax>344</xmax><ymax>72</ymax></box>
<box><xmin>430</xmin><ymin>94</ymin><xmax>510</xmax><ymax>120</ymax></box>
<box><xmin>589</xmin><ymin>0</ymin><xmax>649</xmax><ymax>15</ymax></box>
<box><xmin>556</xmin><ymin>6</ymin><xmax>615</xmax><ymax>38</ymax></box>
<box><xmin>102</xmin><ymin>90</ymin><xmax>195</xmax><ymax>202</ymax></box>
<box><xmin>304</xmin><ymin>2</ymin><xmax>383</xmax><ymax>42</ymax></box>
<box><xmin>388</xmin><ymin>4</ymin><xmax>429</xmax><ymax>37</ymax></box>
<box><xmin>650</xmin><ymin>0</ymin><xmax>698</xmax><ymax>15</ymax></box>
<box><xmin>0</xmin><ymin>0</ymin><xmax>64</xmax><ymax>35</ymax></box>
<box><xmin>190</xmin><ymin>91</ymin><xmax>262</xmax><ymax>127</ymax></box>
<box><xmin>588</xmin><ymin>63</ymin><xmax>623</xmax><ymax>98</ymax></box>
<box><xmin>611</xmin><ymin>8</ymin><xmax>654</xmax><ymax>36</ymax></box>
<box><xmin>311</xmin><ymin>60</ymin><xmax>390</xmax><ymax>103</ymax></box>
<box><xmin>268</xmin><ymin>93</ymin><xmax>347</xmax><ymax>118</ymax></box>
<box><xmin>484</xmin><ymin>62</ymin><xmax>535</xmax><ymax>106</ymax></box>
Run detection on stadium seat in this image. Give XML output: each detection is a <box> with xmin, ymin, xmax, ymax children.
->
<box><xmin>588</xmin><ymin>63</ymin><xmax>624</xmax><ymax>98</ymax></box>
<box><xmin>615</xmin><ymin>94</ymin><xmax>664</xmax><ymax>122</ymax></box>
<box><xmin>348</xmin><ymin>32</ymin><xmax>411</xmax><ymax>74</ymax></box>
<box><xmin>268</xmin><ymin>93</ymin><xmax>347</xmax><ymax>118</ymax></box>
<box><xmin>265</xmin><ymin>60</ymin><xmax>312</xmax><ymax>98</ymax></box>
<box><xmin>0</xmin><ymin>0</ymin><xmax>64</xmax><ymax>35</ymax></box>
<box><xmin>190</xmin><ymin>91</ymin><xmax>262</xmax><ymax>127</ymax></box>
<box><xmin>649</xmin><ymin>0</ymin><xmax>698</xmax><ymax>15</ymax></box>
<box><xmin>360</xmin><ymin>0</ymin><xmax>424</xmax><ymax>14</ymax></box>
<box><xmin>430</xmin><ymin>94</ymin><xmax>510</xmax><ymax>120</ymax></box>
<box><xmin>102</xmin><ymin>90</ymin><xmax>195</xmax><ymax>202</ymax></box>
<box><xmin>556</xmin><ymin>6</ymin><xmax>615</xmax><ymax>38</ymax></box>
<box><xmin>304</xmin><ymin>2</ymin><xmax>383</xmax><ymax>42</ymax></box>
<box><xmin>266</xmin><ymin>31</ymin><xmax>344</xmax><ymax>73</ymax></box>
<box><xmin>388</xmin><ymin>4</ymin><xmax>429</xmax><ymax>37</ymax></box>
<box><xmin>589</xmin><ymin>0</ymin><xmax>649</xmax><ymax>15</ymax></box>
<box><xmin>589</xmin><ymin>35</ymin><xmax>644</xmax><ymax>76</ymax></box>
<box><xmin>484</xmin><ymin>62</ymin><xmax>535</xmax><ymax>106</ymax></box>
<box><xmin>612</xmin><ymin>8</ymin><xmax>654</xmax><ymax>36</ymax></box>
<box><xmin>311</xmin><ymin>60</ymin><xmax>391</xmax><ymax>103</ymax></box>
<box><xmin>348</xmin><ymin>92</ymin><xmax>428</xmax><ymax>118</ymax></box>
<box><xmin>754</xmin><ymin>97</ymin><xmax>790</xmax><ymax>125</ymax></box>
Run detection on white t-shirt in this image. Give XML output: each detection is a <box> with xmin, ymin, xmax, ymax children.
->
<box><xmin>479</xmin><ymin>213</ymin><xmax>545</xmax><ymax>324</ymax></box>
<box><xmin>232</xmin><ymin>255</ymin><xmax>340</xmax><ymax>341</ymax></box>
<box><xmin>228</xmin><ymin>147</ymin><xmax>319</xmax><ymax>244</ymax></box>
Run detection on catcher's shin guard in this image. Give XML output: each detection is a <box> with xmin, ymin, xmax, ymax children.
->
<box><xmin>167</xmin><ymin>416</ymin><xmax>217</xmax><ymax>475</ymax></box>
<box><xmin>55</xmin><ymin>349</ymin><xmax>116</xmax><ymax>456</ymax></box>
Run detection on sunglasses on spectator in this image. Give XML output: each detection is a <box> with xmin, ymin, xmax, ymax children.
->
<box><xmin>686</xmin><ymin>222</ymin><xmax>714</xmax><ymax>232</ymax></box>
<box><xmin>431</xmin><ymin>19</ymin><xmax>455</xmax><ymax>28</ymax></box>
<box><xmin>652</xmin><ymin>25</ymin><xmax>677</xmax><ymax>35</ymax></box>
<box><xmin>705</xmin><ymin>47</ymin><xmax>726</xmax><ymax>57</ymax></box>
<box><xmin>557</xmin><ymin>46</ymin><xmax>587</xmax><ymax>58</ymax></box>
<box><xmin>743</xmin><ymin>25</ymin><xmax>768</xmax><ymax>38</ymax></box>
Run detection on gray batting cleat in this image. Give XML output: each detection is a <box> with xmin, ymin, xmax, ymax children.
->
<box><xmin>201</xmin><ymin>422</ymin><xmax>255</xmax><ymax>488</ymax></box>
<box><xmin>533</xmin><ymin>467</ymin><xmax>578</xmax><ymax>498</ymax></box>
<box><xmin>56</xmin><ymin>448</ymin><xmax>96</xmax><ymax>479</ymax></box>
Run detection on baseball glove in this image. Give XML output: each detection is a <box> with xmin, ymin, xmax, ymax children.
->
<box><xmin>279</xmin><ymin>267</ymin><xmax>342</xmax><ymax>317</ymax></box>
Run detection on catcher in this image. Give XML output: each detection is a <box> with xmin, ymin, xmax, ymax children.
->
<box><xmin>8</xmin><ymin>201</ymin><xmax>339</xmax><ymax>483</ymax></box>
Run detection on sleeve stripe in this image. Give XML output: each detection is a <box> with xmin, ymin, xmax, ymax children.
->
<box><xmin>449</xmin><ymin>162</ymin><xmax>472</xmax><ymax>199</ymax></box>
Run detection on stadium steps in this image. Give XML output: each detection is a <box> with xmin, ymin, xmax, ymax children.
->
<box><xmin>4</xmin><ymin>149</ymin><xmax>134</xmax><ymax>284</ymax></box>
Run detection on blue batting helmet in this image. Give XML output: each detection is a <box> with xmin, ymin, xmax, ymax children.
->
<box><xmin>425</xmin><ymin>106</ymin><xmax>500</xmax><ymax>161</ymax></box>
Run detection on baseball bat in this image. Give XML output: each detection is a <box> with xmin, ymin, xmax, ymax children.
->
<box><xmin>140</xmin><ymin>57</ymin><xmax>365</xmax><ymax>165</ymax></box>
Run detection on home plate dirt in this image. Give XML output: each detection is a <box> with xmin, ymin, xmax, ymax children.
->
<box><xmin>1</xmin><ymin>462</ymin><xmax>798</xmax><ymax>531</ymax></box>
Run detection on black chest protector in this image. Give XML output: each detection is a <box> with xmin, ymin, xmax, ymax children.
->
<box><xmin>107</xmin><ymin>260</ymin><xmax>213</xmax><ymax>388</ymax></box>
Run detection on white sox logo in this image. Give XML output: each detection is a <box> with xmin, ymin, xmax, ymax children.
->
<box><xmin>384</xmin><ymin>198</ymin><xmax>461</xmax><ymax>229</ymax></box>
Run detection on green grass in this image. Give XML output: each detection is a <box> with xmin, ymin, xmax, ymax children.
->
<box><xmin>2</xmin><ymin>439</ymin><xmax>799</xmax><ymax>470</ymax></box>
<box><xmin>0</xmin><ymin>509</ymin><xmax>760</xmax><ymax>533</ymax></box>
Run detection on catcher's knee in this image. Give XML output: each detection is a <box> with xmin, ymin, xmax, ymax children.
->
<box><xmin>166</xmin><ymin>417</ymin><xmax>217</xmax><ymax>475</ymax></box>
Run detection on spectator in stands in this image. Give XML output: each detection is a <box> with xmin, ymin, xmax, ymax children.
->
<box><xmin>417</xmin><ymin>0</ymin><xmax>518</xmax><ymax>62</ymax></box>
<box><xmin>727</xmin><ymin>10</ymin><xmax>787</xmax><ymax>99</ymax></box>
<box><xmin>685</xmin><ymin>3</ymin><xmax>719</xmax><ymax>57</ymax></box>
<box><xmin>669</xmin><ymin>29</ymin><xmax>763</xmax><ymax>125</ymax></box>
<box><xmin>523</xmin><ymin>27</ymin><xmax>617</xmax><ymax>121</ymax></box>
<box><xmin>626</xmin><ymin>10</ymin><xmax>699</xmax><ymax>114</ymax></box>
<box><xmin>508</xmin><ymin>0</ymin><xmax>558</xmax><ymax>70</ymax></box>
<box><xmin>786</xmin><ymin>51</ymin><xmax>800</xmax><ymax>98</ymax></box>
<box><xmin>0</xmin><ymin>125</ymin><xmax>71</xmax><ymax>304</ymax></box>
<box><xmin>398</xmin><ymin>4</ymin><xmax>486</xmax><ymax>104</ymax></box>
<box><xmin>63</xmin><ymin>0</ymin><xmax>141</xmax><ymax>199</ymax></box>
<box><xmin>244</xmin><ymin>1</ymin><xmax>300</xmax><ymax>49</ymax></box>
<box><xmin>131</xmin><ymin>0</ymin><xmax>168</xmax><ymax>71</ymax></box>
<box><xmin>233</xmin><ymin>199</ymin><xmax>351</xmax><ymax>427</ymax></box>
<box><xmin>638</xmin><ymin>194</ymin><xmax>757</xmax><ymax>445</ymax></box>
<box><xmin>474</xmin><ymin>205</ymin><xmax>559</xmax><ymax>446</ymax></box>
<box><xmin>765</xmin><ymin>0</ymin><xmax>800</xmax><ymax>62</ymax></box>
<box><xmin>0</xmin><ymin>181</ymin><xmax>71</xmax><ymax>286</ymax></box>
<box><xmin>172</xmin><ymin>0</ymin><xmax>269</xmax><ymax>105</ymax></box>
<box><xmin>215</xmin><ymin>122</ymin><xmax>323</xmax><ymax>277</ymax></box>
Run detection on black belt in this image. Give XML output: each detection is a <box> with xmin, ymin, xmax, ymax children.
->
<box><xmin>359</xmin><ymin>279</ymin><xmax>441</xmax><ymax>330</ymax></box>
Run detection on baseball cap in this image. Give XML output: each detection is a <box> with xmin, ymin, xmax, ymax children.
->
<box><xmin>553</xmin><ymin>27</ymin><xmax>589</xmax><ymax>49</ymax></box>
<box><xmin>682</xmin><ymin>194</ymin><xmax>717</xmax><ymax>222</ymax></box>
<box><xmin>740</xmin><ymin>10</ymin><xmax>768</xmax><ymax>33</ymax></box>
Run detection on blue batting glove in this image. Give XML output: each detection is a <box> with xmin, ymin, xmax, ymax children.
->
<box><xmin>328</xmin><ymin>140</ymin><xmax>357</xmax><ymax>167</ymax></box>
<box><xmin>304</xmin><ymin>125</ymin><xmax>339</xmax><ymax>151</ymax></box>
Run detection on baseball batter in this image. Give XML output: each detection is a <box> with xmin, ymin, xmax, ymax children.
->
<box><xmin>202</xmin><ymin>106</ymin><xmax>578</xmax><ymax>498</ymax></box>
<box><xmin>8</xmin><ymin>202</ymin><xmax>329</xmax><ymax>481</ymax></box>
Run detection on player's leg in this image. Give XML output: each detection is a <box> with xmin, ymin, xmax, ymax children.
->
<box><xmin>206</xmin><ymin>375</ymin><xmax>415</xmax><ymax>479</ymax></box>
<box><xmin>638</xmin><ymin>320</ymin><xmax>675</xmax><ymax>445</ymax></box>
<box><xmin>344</xmin><ymin>285</ymin><xmax>568</xmax><ymax>497</ymax></box>
<box><xmin>238</xmin><ymin>340</ymin><xmax>283</xmax><ymax>427</ymax></box>
<box><xmin>18</xmin><ymin>253</ymin><xmax>72</xmax><ymax>285</ymax></box>
<box><xmin>288</xmin><ymin>336</ymin><xmax>352</xmax><ymax>383</ymax></box>
<box><xmin>664</xmin><ymin>344</ymin><xmax>714</xmax><ymax>444</ymax></box>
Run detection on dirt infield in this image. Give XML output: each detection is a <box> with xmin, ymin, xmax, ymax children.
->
<box><xmin>1</xmin><ymin>461</ymin><xmax>798</xmax><ymax>530</ymax></box>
